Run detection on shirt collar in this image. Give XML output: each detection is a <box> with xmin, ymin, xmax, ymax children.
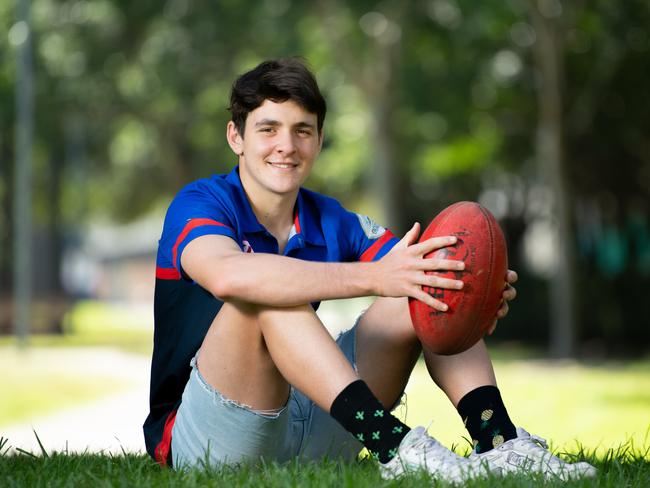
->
<box><xmin>224</xmin><ymin>165</ymin><xmax>264</xmax><ymax>233</ymax></box>
<box><xmin>294</xmin><ymin>189</ymin><xmax>326</xmax><ymax>247</ymax></box>
<box><xmin>224</xmin><ymin>165</ymin><xmax>325</xmax><ymax>247</ymax></box>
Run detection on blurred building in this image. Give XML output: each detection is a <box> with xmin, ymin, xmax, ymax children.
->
<box><xmin>62</xmin><ymin>213</ymin><xmax>163</xmax><ymax>304</ymax></box>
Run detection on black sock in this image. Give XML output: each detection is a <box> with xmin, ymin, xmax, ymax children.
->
<box><xmin>330</xmin><ymin>379</ymin><xmax>410</xmax><ymax>463</ymax></box>
<box><xmin>457</xmin><ymin>385</ymin><xmax>517</xmax><ymax>453</ymax></box>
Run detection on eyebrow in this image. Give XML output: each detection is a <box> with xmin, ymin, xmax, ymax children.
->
<box><xmin>254</xmin><ymin>119</ymin><xmax>316</xmax><ymax>130</ymax></box>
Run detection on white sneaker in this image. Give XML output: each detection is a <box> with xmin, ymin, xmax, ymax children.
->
<box><xmin>380</xmin><ymin>426</ymin><xmax>487</xmax><ymax>484</ymax></box>
<box><xmin>469</xmin><ymin>427</ymin><xmax>597</xmax><ymax>480</ymax></box>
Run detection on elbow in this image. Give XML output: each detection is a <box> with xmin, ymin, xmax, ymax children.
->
<box><xmin>190</xmin><ymin>253</ymin><xmax>246</xmax><ymax>302</ymax></box>
<box><xmin>207</xmin><ymin>277</ymin><xmax>236</xmax><ymax>301</ymax></box>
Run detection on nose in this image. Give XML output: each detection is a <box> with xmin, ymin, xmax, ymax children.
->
<box><xmin>275</xmin><ymin>129</ymin><xmax>296</xmax><ymax>155</ymax></box>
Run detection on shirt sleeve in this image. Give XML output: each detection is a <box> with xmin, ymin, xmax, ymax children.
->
<box><xmin>158</xmin><ymin>180</ymin><xmax>238</xmax><ymax>279</ymax></box>
<box><xmin>340</xmin><ymin>209</ymin><xmax>399</xmax><ymax>262</ymax></box>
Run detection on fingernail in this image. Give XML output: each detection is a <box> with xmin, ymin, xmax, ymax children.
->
<box><xmin>441</xmin><ymin>304</ymin><xmax>448</xmax><ymax>311</ymax></box>
<box><xmin>449</xmin><ymin>236</ymin><xmax>457</xmax><ymax>243</ymax></box>
<box><xmin>456</xmin><ymin>281</ymin><xmax>463</xmax><ymax>289</ymax></box>
<box><xmin>458</xmin><ymin>262</ymin><xmax>465</xmax><ymax>270</ymax></box>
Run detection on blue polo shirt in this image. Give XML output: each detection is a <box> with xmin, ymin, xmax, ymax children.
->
<box><xmin>143</xmin><ymin>166</ymin><xmax>399</xmax><ymax>465</ymax></box>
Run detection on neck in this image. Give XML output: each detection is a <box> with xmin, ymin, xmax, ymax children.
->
<box><xmin>239</xmin><ymin>170</ymin><xmax>297</xmax><ymax>239</ymax></box>
<box><xmin>249</xmin><ymin>193</ymin><xmax>296</xmax><ymax>236</ymax></box>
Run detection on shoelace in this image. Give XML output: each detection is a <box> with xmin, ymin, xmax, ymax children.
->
<box><xmin>412</xmin><ymin>433</ymin><xmax>464</xmax><ymax>465</ymax></box>
<box><xmin>525</xmin><ymin>432</ymin><xmax>549</xmax><ymax>450</ymax></box>
<box><xmin>516</xmin><ymin>432</ymin><xmax>570</xmax><ymax>468</ymax></box>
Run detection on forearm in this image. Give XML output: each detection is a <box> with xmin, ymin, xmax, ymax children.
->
<box><xmin>183</xmin><ymin>227</ymin><xmax>464</xmax><ymax>311</ymax></box>
<box><xmin>209</xmin><ymin>253</ymin><xmax>378</xmax><ymax>306</ymax></box>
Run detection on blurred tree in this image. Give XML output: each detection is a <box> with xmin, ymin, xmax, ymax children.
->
<box><xmin>305</xmin><ymin>0</ymin><xmax>650</xmax><ymax>354</ymax></box>
<box><xmin>1</xmin><ymin>0</ymin><xmax>648</xmax><ymax>353</ymax></box>
<box><xmin>562</xmin><ymin>0</ymin><xmax>650</xmax><ymax>354</ymax></box>
<box><xmin>530</xmin><ymin>0</ymin><xmax>575</xmax><ymax>357</ymax></box>
<box><xmin>313</xmin><ymin>0</ymin><xmax>408</xmax><ymax>231</ymax></box>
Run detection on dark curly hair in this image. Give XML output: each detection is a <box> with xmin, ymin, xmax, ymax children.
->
<box><xmin>228</xmin><ymin>58</ymin><xmax>326</xmax><ymax>137</ymax></box>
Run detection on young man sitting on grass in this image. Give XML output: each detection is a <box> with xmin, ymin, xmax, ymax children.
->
<box><xmin>143</xmin><ymin>58</ymin><xmax>596</xmax><ymax>483</ymax></box>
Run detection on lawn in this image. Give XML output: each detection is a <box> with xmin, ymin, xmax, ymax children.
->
<box><xmin>1</xmin><ymin>298</ymin><xmax>649</xmax><ymax>487</ymax></box>
<box><xmin>1</xmin><ymin>442</ymin><xmax>648</xmax><ymax>488</ymax></box>
<box><xmin>0</xmin><ymin>301</ymin><xmax>151</xmax><ymax>427</ymax></box>
<box><xmin>1</xmin><ymin>299</ymin><xmax>649</xmax><ymax>455</ymax></box>
<box><xmin>1</xmin><ymin>368</ymin><xmax>126</xmax><ymax>428</ymax></box>
<box><xmin>0</xmin><ymin>301</ymin><xmax>154</xmax><ymax>355</ymax></box>
<box><xmin>400</xmin><ymin>356</ymin><xmax>650</xmax><ymax>457</ymax></box>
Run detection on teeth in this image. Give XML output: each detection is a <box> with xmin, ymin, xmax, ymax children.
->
<box><xmin>269</xmin><ymin>163</ymin><xmax>294</xmax><ymax>168</ymax></box>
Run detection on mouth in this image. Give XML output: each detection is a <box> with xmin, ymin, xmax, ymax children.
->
<box><xmin>267</xmin><ymin>161</ymin><xmax>298</xmax><ymax>169</ymax></box>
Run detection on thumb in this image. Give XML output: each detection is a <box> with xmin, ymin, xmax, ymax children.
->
<box><xmin>398</xmin><ymin>222</ymin><xmax>421</xmax><ymax>248</ymax></box>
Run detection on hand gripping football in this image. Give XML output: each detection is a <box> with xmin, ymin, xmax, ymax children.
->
<box><xmin>408</xmin><ymin>201</ymin><xmax>508</xmax><ymax>355</ymax></box>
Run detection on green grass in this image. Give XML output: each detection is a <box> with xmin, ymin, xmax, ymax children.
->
<box><xmin>0</xmin><ymin>344</ymin><xmax>136</xmax><ymax>427</ymax></box>
<box><xmin>0</xmin><ymin>300</ymin><xmax>150</xmax><ymax>426</ymax></box>
<box><xmin>0</xmin><ymin>300</ymin><xmax>153</xmax><ymax>355</ymax></box>
<box><xmin>0</xmin><ymin>302</ymin><xmax>650</xmax><ymax>488</ymax></box>
<box><xmin>2</xmin><ymin>300</ymin><xmax>649</xmax><ymax>454</ymax></box>
<box><xmin>0</xmin><ymin>369</ymin><xmax>128</xmax><ymax>428</ymax></box>
<box><xmin>2</xmin><ymin>298</ymin><xmax>649</xmax><ymax>487</ymax></box>
<box><xmin>400</xmin><ymin>356</ymin><xmax>650</xmax><ymax>457</ymax></box>
<box><xmin>0</xmin><ymin>438</ymin><xmax>648</xmax><ymax>487</ymax></box>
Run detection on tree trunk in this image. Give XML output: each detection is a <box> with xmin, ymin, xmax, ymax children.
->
<box><xmin>13</xmin><ymin>0</ymin><xmax>35</xmax><ymax>344</ymax></box>
<box><xmin>368</xmin><ymin>37</ymin><xmax>402</xmax><ymax>232</ymax></box>
<box><xmin>314</xmin><ymin>1</ymin><xmax>407</xmax><ymax>233</ymax></box>
<box><xmin>0</xmin><ymin>132</ymin><xmax>14</xmax><ymax>334</ymax></box>
<box><xmin>531</xmin><ymin>1</ymin><xmax>576</xmax><ymax>357</ymax></box>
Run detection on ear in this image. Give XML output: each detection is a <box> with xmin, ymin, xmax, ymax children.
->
<box><xmin>317</xmin><ymin>129</ymin><xmax>325</xmax><ymax>152</ymax></box>
<box><xmin>226</xmin><ymin>121</ymin><xmax>244</xmax><ymax>156</ymax></box>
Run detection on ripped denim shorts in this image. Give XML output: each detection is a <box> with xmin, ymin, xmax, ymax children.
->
<box><xmin>171</xmin><ymin>324</ymin><xmax>363</xmax><ymax>469</ymax></box>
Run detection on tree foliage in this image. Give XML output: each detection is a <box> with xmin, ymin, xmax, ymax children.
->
<box><xmin>1</xmin><ymin>0</ymin><xmax>648</xmax><ymax>352</ymax></box>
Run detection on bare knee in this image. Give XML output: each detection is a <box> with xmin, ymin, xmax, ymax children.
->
<box><xmin>360</xmin><ymin>297</ymin><xmax>419</xmax><ymax>345</ymax></box>
<box><xmin>256</xmin><ymin>303</ymin><xmax>314</xmax><ymax>328</ymax></box>
<box><xmin>196</xmin><ymin>302</ymin><xmax>290</xmax><ymax>410</ymax></box>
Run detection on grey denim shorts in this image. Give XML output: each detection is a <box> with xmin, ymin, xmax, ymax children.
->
<box><xmin>171</xmin><ymin>325</ymin><xmax>364</xmax><ymax>469</ymax></box>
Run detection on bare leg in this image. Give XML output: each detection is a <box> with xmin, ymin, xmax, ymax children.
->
<box><xmin>423</xmin><ymin>340</ymin><xmax>496</xmax><ymax>407</ymax></box>
<box><xmin>197</xmin><ymin>301</ymin><xmax>358</xmax><ymax>412</ymax></box>
<box><xmin>356</xmin><ymin>297</ymin><xmax>422</xmax><ymax>408</ymax></box>
<box><xmin>356</xmin><ymin>296</ymin><xmax>496</xmax><ymax>409</ymax></box>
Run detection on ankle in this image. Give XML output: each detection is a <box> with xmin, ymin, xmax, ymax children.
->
<box><xmin>457</xmin><ymin>385</ymin><xmax>517</xmax><ymax>453</ymax></box>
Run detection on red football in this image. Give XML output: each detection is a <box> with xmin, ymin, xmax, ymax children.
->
<box><xmin>408</xmin><ymin>201</ymin><xmax>508</xmax><ymax>355</ymax></box>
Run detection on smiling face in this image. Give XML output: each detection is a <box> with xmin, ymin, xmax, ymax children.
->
<box><xmin>227</xmin><ymin>99</ymin><xmax>323</xmax><ymax>203</ymax></box>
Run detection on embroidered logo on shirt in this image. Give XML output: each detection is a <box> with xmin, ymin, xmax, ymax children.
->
<box><xmin>242</xmin><ymin>240</ymin><xmax>254</xmax><ymax>253</ymax></box>
<box><xmin>356</xmin><ymin>214</ymin><xmax>386</xmax><ymax>240</ymax></box>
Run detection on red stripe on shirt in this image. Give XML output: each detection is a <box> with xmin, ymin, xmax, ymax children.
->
<box><xmin>293</xmin><ymin>210</ymin><xmax>301</xmax><ymax>234</ymax></box>
<box><xmin>359</xmin><ymin>231</ymin><xmax>395</xmax><ymax>262</ymax></box>
<box><xmin>171</xmin><ymin>218</ymin><xmax>230</xmax><ymax>271</ymax></box>
<box><xmin>156</xmin><ymin>267</ymin><xmax>181</xmax><ymax>280</ymax></box>
<box><xmin>154</xmin><ymin>409</ymin><xmax>177</xmax><ymax>467</ymax></box>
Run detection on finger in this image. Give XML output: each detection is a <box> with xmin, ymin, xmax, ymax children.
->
<box><xmin>506</xmin><ymin>269</ymin><xmax>518</xmax><ymax>284</ymax></box>
<box><xmin>496</xmin><ymin>301</ymin><xmax>509</xmax><ymax>319</ymax></box>
<box><xmin>417</xmin><ymin>259</ymin><xmax>465</xmax><ymax>272</ymax></box>
<box><xmin>502</xmin><ymin>284</ymin><xmax>517</xmax><ymax>301</ymax></box>
<box><xmin>412</xmin><ymin>235</ymin><xmax>457</xmax><ymax>255</ymax></box>
<box><xmin>398</xmin><ymin>222</ymin><xmax>421</xmax><ymax>248</ymax></box>
<box><xmin>487</xmin><ymin>319</ymin><xmax>497</xmax><ymax>335</ymax></box>
<box><xmin>421</xmin><ymin>275</ymin><xmax>463</xmax><ymax>290</ymax></box>
<box><xmin>413</xmin><ymin>289</ymin><xmax>449</xmax><ymax>312</ymax></box>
